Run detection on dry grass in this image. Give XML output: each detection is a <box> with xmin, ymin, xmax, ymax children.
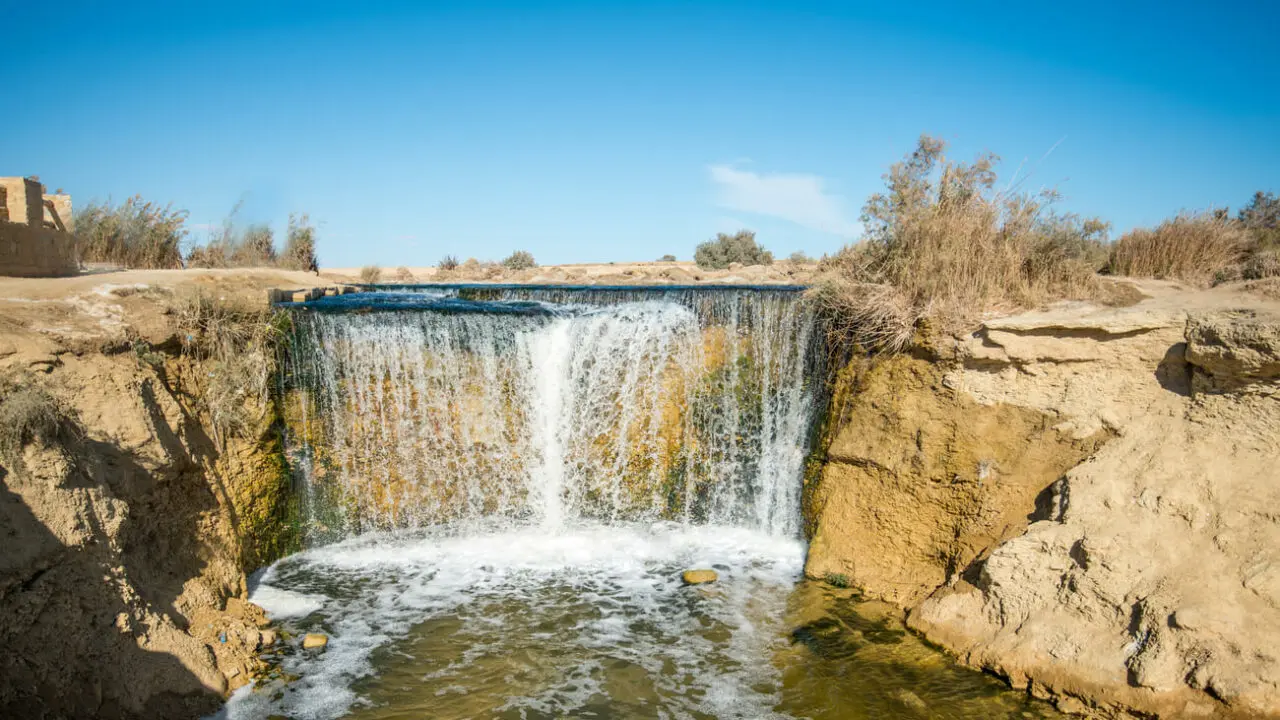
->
<box><xmin>278</xmin><ymin>213</ymin><xmax>319</xmax><ymax>272</ymax></box>
<box><xmin>1107</xmin><ymin>212</ymin><xmax>1248</xmax><ymax>285</ymax></box>
<box><xmin>75</xmin><ymin>196</ymin><xmax>188</xmax><ymax>269</ymax></box>
<box><xmin>185</xmin><ymin>210</ymin><xmax>319</xmax><ymax>272</ymax></box>
<box><xmin>0</xmin><ymin>372</ymin><xmax>79</xmax><ymax>468</ymax></box>
<box><xmin>171</xmin><ymin>290</ymin><xmax>286</xmax><ymax>445</ymax></box>
<box><xmin>812</xmin><ymin>134</ymin><xmax>1108</xmax><ymax>352</ymax></box>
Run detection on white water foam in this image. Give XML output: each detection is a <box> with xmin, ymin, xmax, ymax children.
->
<box><xmin>218</xmin><ymin>523</ymin><xmax>805</xmax><ymax>720</ymax></box>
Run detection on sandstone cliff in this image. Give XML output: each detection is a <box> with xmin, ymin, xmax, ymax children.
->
<box><xmin>0</xmin><ymin>272</ymin><xmax>308</xmax><ymax>719</ymax></box>
<box><xmin>806</xmin><ymin>280</ymin><xmax>1280</xmax><ymax>718</ymax></box>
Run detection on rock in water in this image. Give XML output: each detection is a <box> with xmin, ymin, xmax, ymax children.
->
<box><xmin>682</xmin><ymin>569</ymin><xmax>718</xmax><ymax>585</ymax></box>
<box><xmin>302</xmin><ymin>633</ymin><xmax>328</xmax><ymax>650</ymax></box>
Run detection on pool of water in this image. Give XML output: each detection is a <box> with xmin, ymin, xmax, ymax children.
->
<box><xmin>214</xmin><ymin>522</ymin><xmax>1058</xmax><ymax>720</ymax></box>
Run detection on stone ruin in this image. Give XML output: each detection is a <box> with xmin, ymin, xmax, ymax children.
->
<box><xmin>0</xmin><ymin>176</ymin><xmax>78</xmax><ymax>277</ymax></box>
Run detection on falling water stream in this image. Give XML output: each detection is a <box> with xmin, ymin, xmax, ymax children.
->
<box><xmin>217</xmin><ymin>286</ymin><xmax>1061</xmax><ymax>720</ymax></box>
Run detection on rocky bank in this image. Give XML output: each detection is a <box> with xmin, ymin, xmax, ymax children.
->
<box><xmin>0</xmin><ymin>271</ymin><xmax>310</xmax><ymax>718</ymax></box>
<box><xmin>805</xmin><ymin>279</ymin><xmax>1280</xmax><ymax>718</ymax></box>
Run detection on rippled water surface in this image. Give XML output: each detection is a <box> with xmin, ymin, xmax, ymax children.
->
<box><xmin>218</xmin><ymin>523</ymin><xmax>1060</xmax><ymax>720</ymax></box>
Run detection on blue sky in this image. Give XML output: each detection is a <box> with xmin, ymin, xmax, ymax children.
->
<box><xmin>2</xmin><ymin>1</ymin><xmax>1277</xmax><ymax>267</ymax></box>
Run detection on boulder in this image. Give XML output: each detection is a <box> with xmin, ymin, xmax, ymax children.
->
<box><xmin>301</xmin><ymin>633</ymin><xmax>328</xmax><ymax>650</ymax></box>
<box><xmin>681</xmin><ymin>569</ymin><xmax>718</xmax><ymax>585</ymax></box>
<box><xmin>1185</xmin><ymin>310</ymin><xmax>1280</xmax><ymax>393</ymax></box>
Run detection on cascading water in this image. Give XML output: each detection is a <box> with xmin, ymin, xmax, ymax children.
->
<box><xmin>219</xmin><ymin>286</ymin><xmax>1061</xmax><ymax>720</ymax></box>
<box><xmin>281</xmin><ymin>287</ymin><xmax>820</xmax><ymax>540</ymax></box>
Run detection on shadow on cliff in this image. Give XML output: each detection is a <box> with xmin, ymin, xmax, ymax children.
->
<box><xmin>1155</xmin><ymin>342</ymin><xmax>1192</xmax><ymax>396</ymax></box>
<box><xmin>0</xmin><ymin>408</ymin><xmax>227</xmax><ymax>718</ymax></box>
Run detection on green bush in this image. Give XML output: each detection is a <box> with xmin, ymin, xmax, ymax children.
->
<box><xmin>789</xmin><ymin>251</ymin><xmax>814</xmax><ymax>264</ymax></box>
<box><xmin>657</xmin><ymin>254</ymin><xmax>677</xmax><ymax>262</ymax></box>
<box><xmin>502</xmin><ymin>250</ymin><xmax>537</xmax><ymax>270</ymax></box>
<box><xmin>75</xmin><ymin>196</ymin><xmax>188</xmax><ymax>269</ymax></box>
<box><xmin>694</xmin><ymin>230</ymin><xmax>773</xmax><ymax>269</ymax></box>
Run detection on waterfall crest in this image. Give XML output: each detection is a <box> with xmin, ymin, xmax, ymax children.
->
<box><xmin>281</xmin><ymin>286</ymin><xmax>821</xmax><ymax>541</ymax></box>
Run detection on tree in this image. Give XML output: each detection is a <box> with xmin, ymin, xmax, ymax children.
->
<box><xmin>1239</xmin><ymin>191</ymin><xmax>1280</xmax><ymax>248</ymax></box>
<box><xmin>502</xmin><ymin>251</ymin><xmax>537</xmax><ymax>270</ymax></box>
<box><xmin>694</xmin><ymin>230</ymin><xmax>773</xmax><ymax>269</ymax></box>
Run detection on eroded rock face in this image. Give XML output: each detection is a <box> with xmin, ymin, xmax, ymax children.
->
<box><xmin>804</xmin><ymin>355</ymin><xmax>1107</xmax><ymax>606</ymax></box>
<box><xmin>811</xmin><ymin>297</ymin><xmax>1280</xmax><ymax>718</ymax></box>
<box><xmin>0</xmin><ymin>334</ymin><xmax>293</xmax><ymax>718</ymax></box>
<box><xmin>1185</xmin><ymin>310</ymin><xmax>1280</xmax><ymax>394</ymax></box>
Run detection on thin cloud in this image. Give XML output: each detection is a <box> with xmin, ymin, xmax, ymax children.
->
<box><xmin>708</xmin><ymin>164</ymin><xmax>859</xmax><ymax>237</ymax></box>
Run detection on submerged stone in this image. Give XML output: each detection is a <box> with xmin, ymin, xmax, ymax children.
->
<box><xmin>302</xmin><ymin>633</ymin><xmax>328</xmax><ymax>650</ymax></box>
<box><xmin>682</xmin><ymin>569</ymin><xmax>718</xmax><ymax>585</ymax></box>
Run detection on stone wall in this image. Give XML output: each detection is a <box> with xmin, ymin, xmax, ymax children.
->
<box><xmin>0</xmin><ymin>177</ymin><xmax>78</xmax><ymax>277</ymax></box>
<box><xmin>0</xmin><ymin>177</ymin><xmax>42</xmax><ymax>225</ymax></box>
<box><xmin>0</xmin><ymin>222</ymin><xmax>78</xmax><ymax>277</ymax></box>
<box><xmin>45</xmin><ymin>194</ymin><xmax>73</xmax><ymax>233</ymax></box>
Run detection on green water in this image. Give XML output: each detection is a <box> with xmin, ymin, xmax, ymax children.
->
<box><xmin>340</xmin><ymin>582</ymin><xmax>1058</xmax><ymax>720</ymax></box>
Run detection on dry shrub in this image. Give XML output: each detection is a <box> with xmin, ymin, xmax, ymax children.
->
<box><xmin>809</xmin><ymin>277</ymin><xmax>922</xmax><ymax>354</ymax></box>
<box><xmin>75</xmin><ymin>196</ymin><xmax>187</xmax><ymax>269</ymax></box>
<box><xmin>438</xmin><ymin>255</ymin><xmax>460</xmax><ymax>271</ymax></box>
<box><xmin>813</xmin><ymin>134</ymin><xmax>1107</xmax><ymax>351</ymax></box>
<box><xmin>1107</xmin><ymin>211</ymin><xmax>1248</xmax><ymax>285</ymax></box>
<box><xmin>187</xmin><ymin>209</ymin><xmax>276</xmax><ymax>268</ymax></box>
<box><xmin>279</xmin><ymin>213</ymin><xmax>319</xmax><ymax>272</ymax></box>
<box><xmin>360</xmin><ymin>265</ymin><xmax>382</xmax><ymax>284</ymax></box>
<box><xmin>695</xmin><ymin>230</ymin><xmax>773</xmax><ymax>269</ymax></box>
<box><xmin>502</xmin><ymin>250</ymin><xmax>537</xmax><ymax>270</ymax></box>
<box><xmin>0</xmin><ymin>372</ymin><xmax>79</xmax><ymax>468</ymax></box>
<box><xmin>187</xmin><ymin>208</ymin><xmax>319</xmax><ymax>272</ymax></box>
<box><xmin>171</xmin><ymin>290</ymin><xmax>285</xmax><ymax>445</ymax></box>
<box><xmin>394</xmin><ymin>266</ymin><xmax>415</xmax><ymax>283</ymax></box>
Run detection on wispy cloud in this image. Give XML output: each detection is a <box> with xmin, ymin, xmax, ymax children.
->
<box><xmin>708</xmin><ymin>164</ymin><xmax>859</xmax><ymax>237</ymax></box>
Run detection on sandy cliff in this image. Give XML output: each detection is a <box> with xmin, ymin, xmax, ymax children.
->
<box><xmin>0</xmin><ymin>271</ymin><xmax>306</xmax><ymax>718</ymax></box>
<box><xmin>806</xmin><ymin>279</ymin><xmax>1280</xmax><ymax>718</ymax></box>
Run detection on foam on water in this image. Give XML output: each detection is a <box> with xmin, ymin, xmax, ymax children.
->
<box><xmin>219</xmin><ymin>523</ymin><xmax>805</xmax><ymax>719</ymax></box>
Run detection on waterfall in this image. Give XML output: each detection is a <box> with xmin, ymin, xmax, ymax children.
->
<box><xmin>280</xmin><ymin>286</ymin><xmax>821</xmax><ymax>541</ymax></box>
